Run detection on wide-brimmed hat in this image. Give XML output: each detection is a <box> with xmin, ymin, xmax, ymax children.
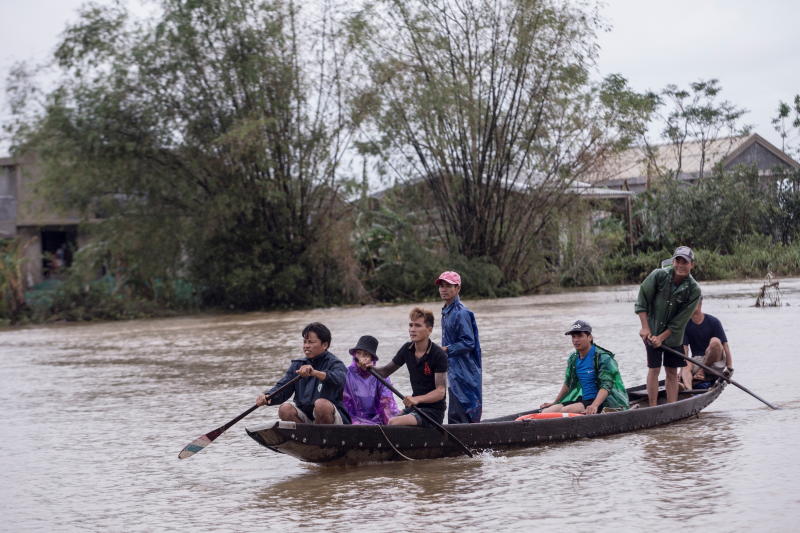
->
<box><xmin>565</xmin><ymin>320</ymin><xmax>592</xmax><ymax>335</ymax></box>
<box><xmin>435</xmin><ymin>271</ymin><xmax>461</xmax><ymax>286</ymax></box>
<box><xmin>349</xmin><ymin>335</ymin><xmax>379</xmax><ymax>360</ymax></box>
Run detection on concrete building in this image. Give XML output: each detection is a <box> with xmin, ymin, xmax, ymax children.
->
<box><xmin>0</xmin><ymin>153</ymin><xmax>85</xmax><ymax>288</ymax></box>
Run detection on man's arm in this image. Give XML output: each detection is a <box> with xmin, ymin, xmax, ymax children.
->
<box><xmin>723</xmin><ymin>342</ymin><xmax>734</xmax><ymax>369</ymax></box>
<box><xmin>373</xmin><ymin>361</ymin><xmax>400</xmax><ymax>378</ymax></box>
<box><xmin>257</xmin><ymin>364</ymin><xmax>298</xmax><ymax>406</ymax></box>
<box><xmin>444</xmin><ymin>311</ymin><xmax>476</xmax><ymax>357</ymax></box>
<box><xmin>585</xmin><ymin>388</ymin><xmax>609</xmax><ymax>415</ymax></box>
<box><xmin>637</xmin><ymin>311</ymin><xmax>652</xmax><ymax>342</ymax></box>
<box><xmin>404</xmin><ymin>372</ymin><xmax>446</xmax><ymax>407</ymax></box>
<box><xmin>316</xmin><ymin>358</ymin><xmax>346</xmax><ymax>388</ymax></box>
<box><xmin>540</xmin><ymin>383</ymin><xmax>569</xmax><ymax>409</ymax></box>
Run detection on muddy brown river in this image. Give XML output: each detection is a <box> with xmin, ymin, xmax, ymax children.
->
<box><xmin>1</xmin><ymin>278</ymin><xmax>798</xmax><ymax>531</ymax></box>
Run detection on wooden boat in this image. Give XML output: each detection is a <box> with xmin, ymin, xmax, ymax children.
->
<box><xmin>245</xmin><ymin>379</ymin><xmax>726</xmax><ymax>465</ymax></box>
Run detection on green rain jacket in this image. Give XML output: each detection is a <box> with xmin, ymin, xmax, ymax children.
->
<box><xmin>560</xmin><ymin>344</ymin><xmax>629</xmax><ymax>410</ymax></box>
<box><xmin>634</xmin><ymin>265</ymin><xmax>701</xmax><ymax>348</ymax></box>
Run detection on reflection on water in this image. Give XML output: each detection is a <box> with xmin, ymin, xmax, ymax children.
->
<box><xmin>1</xmin><ymin>279</ymin><xmax>799</xmax><ymax>531</ymax></box>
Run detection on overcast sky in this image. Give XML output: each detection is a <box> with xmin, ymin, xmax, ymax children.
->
<box><xmin>1</xmin><ymin>0</ymin><xmax>799</xmax><ymax>156</ymax></box>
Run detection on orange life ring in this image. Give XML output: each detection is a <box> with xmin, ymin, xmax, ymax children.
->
<box><xmin>515</xmin><ymin>412</ymin><xmax>584</xmax><ymax>421</ymax></box>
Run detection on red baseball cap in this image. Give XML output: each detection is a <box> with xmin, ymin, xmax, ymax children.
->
<box><xmin>435</xmin><ymin>271</ymin><xmax>461</xmax><ymax>286</ymax></box>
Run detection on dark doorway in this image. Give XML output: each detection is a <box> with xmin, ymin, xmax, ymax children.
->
<box><xmin>41</xmin><ymin>227</ymin><xmax>77</xmax><ymax>278</ymax></box>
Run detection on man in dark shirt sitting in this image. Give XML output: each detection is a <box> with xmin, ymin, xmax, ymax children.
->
<box><xmin>373</xmin><ymin>307</ymin><xmax>448</xmax><ymax>426</ymax></box>
<box><xmin>256</xmin><ymin>322</ymin><xmax>350</xmax><ymax>424</ymax></box>
<box><xmin>681</xmin><ymin>297</ymin><xmax>734</xmax><ymax>390</ymax></box>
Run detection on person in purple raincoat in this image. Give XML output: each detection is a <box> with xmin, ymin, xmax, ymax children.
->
<box><xmin>343</xmin><ymin>335</ymin><xmax>400</xmax><ymax>425</ymax></box>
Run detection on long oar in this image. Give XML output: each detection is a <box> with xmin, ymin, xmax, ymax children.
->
<box><xmin>659</xmin><ymin>344</ymin><xmax>779</xmax><ymax>410</ymax></box>
<box><xmin>178</xmin><ymin>375</ymin><xmax>302</xmax><ymax>459</ymax></box>
<box><xmin>368</xmin><ymin>367</ymin><xmax>474</xmax><ymax>458</ymax></box>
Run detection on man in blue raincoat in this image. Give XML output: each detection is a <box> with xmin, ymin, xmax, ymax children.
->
<box><xmin>436</xmin><ymin>271</ymin><xmax>482</xmax><ymax>423</ymax></box>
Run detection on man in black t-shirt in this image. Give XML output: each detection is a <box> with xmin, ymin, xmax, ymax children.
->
<box><xmin>681</xmin><ymin>297</ymin><xmax>734</xmax><ymax>390</ymax></box>
<box><xmin>373</xmin><ymin>307</ymin><xmax>448</xmax><ymax>427</ymax></box>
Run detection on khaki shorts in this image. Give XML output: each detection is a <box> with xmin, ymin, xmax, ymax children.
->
<box><xmin>289</xmin><ymin>401</ymin><xmax>344</xmax><ymax>424</ymax></box>
<box><xmin>690</xmin><ymin>355</ymin><xmax>725</xmax><ymax>376</ymax></box>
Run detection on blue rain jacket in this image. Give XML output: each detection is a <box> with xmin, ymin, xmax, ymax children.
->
<box><xmin>441</xmin><ymin>296</ymin><xmax>482</xmax><ymax>421</ymax></box>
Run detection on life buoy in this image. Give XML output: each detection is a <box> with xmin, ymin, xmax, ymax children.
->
<box><xmin>515</xmin><ymin>412</ymin><xmax>584</xmax><ymax>421</ymax></box>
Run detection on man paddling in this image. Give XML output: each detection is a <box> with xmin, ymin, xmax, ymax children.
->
<box><xmin>680</xmin><ymin>297</ymin><xmax>734</xmax><ymax>390</ymax></box>
<box><xmin>373</xmin><ymin>307</ymin><xmax>448</xmax><ymax>426</ymax></box>
<box><xmin>255</xmin><ymin>322</ymin><xmax>350</xmax><ymax>424</ymax></box>
<box><xmin>540</xmin><ymin>320</ymin><xmax>629</xmax><ymax>414</ymax></box>
<box><xmin>436</xmin><ymin>271</ymin><xmax>482</xmax><ymax>423</ymax></box>
<box><xmin>635</xmin><ymin>246</ymin><xmax>701</xmax><ymax>406</ymax></box>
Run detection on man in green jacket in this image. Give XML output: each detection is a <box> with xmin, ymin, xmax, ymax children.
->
<box><xmin>635</xmin><ymin>246</ymin><xmax>702</xmax><ymax>406</ymax></box>
<box><xmin>540</xmin><ymin>320</ymin><xmax>629</xmax><ymax>414</ymax></box>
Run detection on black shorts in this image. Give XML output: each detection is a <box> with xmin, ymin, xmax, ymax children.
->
<box><xmin>564</xmin><ymin>398</ymin><xmax>606</xmax><ymax>411</ymax></box>
<box><xmin>402</xmin><ymin>405</ymin><xmax>445</xmax><ymax>428</ymax></box>
<box><xmin>646</xmin><ymin>344</ymin><xmax>687</xmax><ymax>368</ymax></box>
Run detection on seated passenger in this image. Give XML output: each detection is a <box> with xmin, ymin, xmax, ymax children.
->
<box><xmin>373</xmin><ymin>307</ymin><xmax>448</xmax><ymax>427</ymax></box>
<box><xmin>539</xmin><ymin>320</ymin><xmax>629</xmax><ymax>414</ymax></box>
<box><xmin>255</xmin><ymin>322</ymin><xmax>350</xmax><ymax>424</ymax></box>
<box><xmin>343</xmin><ymin>335</ymin><xmax>400</xmax><ymax>425</ymax></box>
<box><xmin>680</xmin><ymin>297</ymin><xmax>734</xmax><ymax>391</ymax></box>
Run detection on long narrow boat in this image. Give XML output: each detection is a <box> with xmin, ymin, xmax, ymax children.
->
<box><xmin>245</xmin><ymin>379</ymin><xmax>726</xmax><ymax>465</ymax></box>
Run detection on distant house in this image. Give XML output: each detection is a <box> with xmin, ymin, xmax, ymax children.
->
<box><xmin>583</xmin><ymin>133</ymin><xmax>800</xmax><ymax>193</ymax></box>
<box><xmin>0</xmin><ymin>153</ymin><xmax>85</xmax><ymax>288</ymax></box>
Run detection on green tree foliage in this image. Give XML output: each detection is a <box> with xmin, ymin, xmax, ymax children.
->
<box><xmin>772</xmin><ymin>94</ymin><xmax>800</xmax><ymax>157</ymax></box>
<box><xmin>10</xmin><ymin>0</ymin><xmax>360</xmax><ymax>309</ymax></box>
<box><xmin>348</xmin><ymin>0</ymin><xmax>654</xmax><ymax>289</ymax></box>
<box><xmin>0</xmin><ymin>238</ymin><xmax>30</xmax><ymax>322</ymax></box>
<box><xmin>653</xmin><ymin>79</ymin><xmax>750</xmax><ymax>179</ymax></box>
<box><xmin>631</xmin><ymin>166</ymin><xmax>785</xmax><ymax>253</ymax></box>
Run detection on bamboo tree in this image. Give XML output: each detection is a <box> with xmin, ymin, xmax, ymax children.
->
<box><xmin>349</xmin><ymin>0</ymin><xmax>652</xmax><ymax>286</ymax></box>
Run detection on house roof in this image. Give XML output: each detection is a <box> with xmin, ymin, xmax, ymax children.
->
<box><xmin>583</xmin><ymin>133</ymin><xmax>800</xmax><ymax>187</ymax></box>
<box><xmin>372</xmin><ymin>174</ymin><xmax>632</xmax><ymax>200</ymax></box>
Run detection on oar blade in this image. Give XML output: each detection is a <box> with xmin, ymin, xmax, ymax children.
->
<box><xmin>178</xmin><ymin>434</ymin><xmax>213</xmax><ymax>459</ymax></box>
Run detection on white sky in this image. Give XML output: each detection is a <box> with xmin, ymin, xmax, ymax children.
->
<box><xmin>1</xmin><ymin>0</ymin><xmax>799</xmax><ymax>156</ymax></box>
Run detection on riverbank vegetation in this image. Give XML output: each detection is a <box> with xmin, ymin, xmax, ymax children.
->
<box><xmin>3</xmin><ymin>0</ymin><xmax>800</xmax><ymax>324</ymax></box>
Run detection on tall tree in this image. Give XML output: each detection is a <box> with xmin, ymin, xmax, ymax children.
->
<box><xmin>9</xmin><ymin>0</ymin><xmax>359</xmax><ymax>308</ymax></box>
<box><xmin>772</xmin><ymin>94</ymin><xmax>800</xmax><ymax>157</ymax></box>
<box><xmin>657</xmin><ymin>79</ymin><xmax>750</xmax><ymax>179</ymax></box>
<box><xmin>349</xmin><ymin>0</ymin><xmax>651</xmax><ymax>285</ymax></box>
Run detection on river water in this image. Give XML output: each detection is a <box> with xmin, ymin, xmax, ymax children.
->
<box><xmin>1</xmin><ymin>278</ymin><xmax>799</xmax><ymax>532</ymax></box>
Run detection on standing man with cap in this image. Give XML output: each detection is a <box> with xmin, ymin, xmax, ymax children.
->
<box><xmin>540</xmin><ymin>320</ymin><xmax>629</xmax><ymax>414</ymax></box>
<box><xmin>635</xmin><ymin>246</ymin><xmax>702</xmax><ymax>406</ymax></box>
<box><xmin>436</xmin><ymin>271</ymin><xmax>482</xmax><ymax>423</ymax></box>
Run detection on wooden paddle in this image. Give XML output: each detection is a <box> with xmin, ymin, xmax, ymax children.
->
<box><xmin>659</xmin><ymin>344</ymin><xmax>779</xmax><ymax>410</ymax></box>
<box><xmin>178</xmin><ymin>375</ymin><xmax>302</xmax><ymax>459</ymax></box>
<box><xmin>368</xmin><ymin>367</ymin><xmax>474</xmax><ymax>458</ymax></box>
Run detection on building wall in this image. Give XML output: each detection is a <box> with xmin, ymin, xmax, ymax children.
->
<box><xmin>0</xmin><ymin>163</ymin><xmax>17</xmax><ymax>237</ymax></box>
<box><xmin>725</xmin><ymin>142</ymin><xmax>794</xmax><ymax>172</ymax></box>
<box><xmin>1</xmin><ymin>154</ymin><xmax>84</xmax><ymax>288</ymax></box>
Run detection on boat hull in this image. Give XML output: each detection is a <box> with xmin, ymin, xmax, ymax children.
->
<box><xmin>245</xmin><ymin>381</ymin><xmax>725</xmax><ymax>465</ymax></box>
